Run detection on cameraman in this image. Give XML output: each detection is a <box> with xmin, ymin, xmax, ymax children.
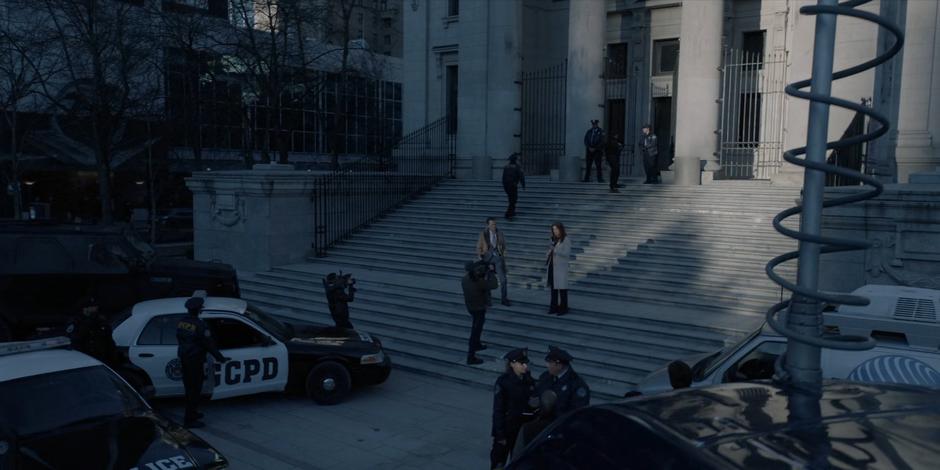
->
<box><xmin>324</xmin><ymin>272</ymin><xmax>356</xmax><ymax>329</ymax></box>
<box><xmin>462</xmin><ymin>260</ymin><xmax>498</xmax><ymax>365</ymax></box>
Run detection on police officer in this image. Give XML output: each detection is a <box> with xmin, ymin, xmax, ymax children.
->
<box><xmin>536</xmin><ymin>346</ymin><xmax>590</xmax><ymax>417</ymax></box>
<box><xmin>501</xmin><ymin>153</ymin><xmax>526</xmax><ymax>220</ymax></box>
<box><xmin>65</xmin><ymin>297</ymin><xmax>116</xmax><ymax>365</ymax></box>
<box><xmin>324</xmin><ymin>272</ymin><xmax>356</xmax><ymax>329</ymax></box>
<box><xmin>491</xmin><ymin>348</ymin><xmax>536</xmax><ymax>470</ymax></box>
<box><xmin>639</xmin><ymin>124</ymin><xmax>660</xmax><ymax>184</ymax></box>
<box><xmin>176</xmin><ymin>297</ymin><xmax>229</xmax><ymax>428</ymax></box>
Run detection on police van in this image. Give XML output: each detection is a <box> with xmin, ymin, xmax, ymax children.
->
<box><xmin>0</xmin><ymin>337</ymin><xmax>227</xmax><ymax>469</ymax></box>
<box><xmin>633</xmin><ymin>285</ymin><xmax>940</xmax><ymax>394</ymax></box>
<box><xmin>111</xmin><ymin>295</ymin><xmax>392</xmax><ymax>405</ymax></box>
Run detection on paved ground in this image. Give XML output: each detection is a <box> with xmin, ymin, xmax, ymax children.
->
<box><xmin>153</xmin><ymin>369</ymin><xmax>495</xmax><ymax>470</ymax></box>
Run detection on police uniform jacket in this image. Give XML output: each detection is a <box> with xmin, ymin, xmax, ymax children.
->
<box><xmin>640</xmin><ymin>134</ymin><xmax>659</xmax><ymax>157</ymax></box>
<box><xmin>66</xmin><ymin>314</ymin><xmax>116</xmax><ymax>361</ymax></box>
<box><xmin>177</xmin><ymin>316</ymin><xmax>225</xmax><ymax>363</ymax></box>
<box><xmin>492</xmin><ymin>371</ymin><xmax>537</xmax><ymax>439</ymax></box>
<box><xmin>537</xmin><ymin>368</ymin><xmax>590</xmax><ymax>416</ymax></box>
<box><xmin>502</xmin><ymin>164</ymin><xmax>526</xmax><ymax>189</ymax></box>
<box><xmin>584</xmin><ymin>127</ymin><xmax>605</xmax><ymax>150</ymax></box>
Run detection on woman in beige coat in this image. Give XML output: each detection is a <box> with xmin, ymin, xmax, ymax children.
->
<box><xmin>546</xmin><ymin>222</ymin><xmax>571</xmax><ymax>315</ymax></box>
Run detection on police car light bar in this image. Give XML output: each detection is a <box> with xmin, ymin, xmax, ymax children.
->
<box><xmin>0</xmin><ymin>336</ymin><xmax>71</xmax><ymax>357</ymax></box>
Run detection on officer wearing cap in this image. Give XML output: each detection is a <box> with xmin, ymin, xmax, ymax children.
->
<box><xmin>176</xmin><ymin>296</ymin><xmax>229</xmax><ymax>428</ymax></box>
<box><xmin>536</xmin><ymin>346</ymin><xmax>590</xmax><ymax>417</ymax></box>
<box><xmin>501</xmin><ymin>153</ymin><xmax>526</xmax><ymax>220</ymax></box>
<box><xmin>491</xmin><ymin>347</ymin><xmax>537</xmax><ymax>469</ymax></box>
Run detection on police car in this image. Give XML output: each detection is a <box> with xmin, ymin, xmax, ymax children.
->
<box><xmin>111</xmin><ymin>296</ymin><xmax>391</xmax><ymax>405</ymax></box>
<box><xmin>0</xmin><ymin>337</ymin><xmax>227</xmax><ymax>469</ymax></box>
<box><xmin>633</xmin><ymin>285</ymin><xmax>940</xmax><ymax>394</ymax></box>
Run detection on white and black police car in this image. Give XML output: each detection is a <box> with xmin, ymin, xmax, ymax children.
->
<box><xmin>0</xmin><ymin>337</ymin><xmax>227</xmax><ymax>469</ymax></box>
<box><xmin>111</xmin><ymin>295</ymin><xmax>391</xmax><ymax>405</ymax></box>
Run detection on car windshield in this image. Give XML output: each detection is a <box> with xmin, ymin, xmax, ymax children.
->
<box><xmin>245</xmin><ymin>305</ymin><xmax>293</xmax><ymax>341</ymax></box>
<box><xmin>693</xmin><ymin>325</ymin><xmax>764</xmax><ymax>381</ymax></box>
<box><xmin>0</xmin><ymin>366</ymin><xmax>147</xmax><ymax>437</ymax></box>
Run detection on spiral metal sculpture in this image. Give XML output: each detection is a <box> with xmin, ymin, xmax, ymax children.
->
<box><xmin>765</xmin><ymin>0</ymin><xmax>904</xmax><ymax>352</ymax></box>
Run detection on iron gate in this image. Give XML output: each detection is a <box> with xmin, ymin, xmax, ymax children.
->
<box><xmin>604</xmin><ymin>64</ymin><xmax>638</xmax><ymax>177</ymax></box>
<box><xmin>518</xmin><ymin>61</ymin><xmax>566</xmax><ymax>175</ymax></box>
<box><xmin>716</xmin><ymin>49</ymin><xmax>787</xmax><ymax>180</ymax></box>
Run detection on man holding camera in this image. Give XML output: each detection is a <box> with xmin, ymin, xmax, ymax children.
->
<box><xmin>324</xmin><ymin>272</ymin><xmax>356</xmax><ymax>329</ymax></box>
<box><xmin>462</xmin><ymin>260</ymin><xmax>499</xmax><ymax>365</ymax></box>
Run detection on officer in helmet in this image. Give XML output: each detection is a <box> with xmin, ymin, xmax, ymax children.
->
<box><xmin>490</xmin><ymin>347</ymin><xmax>536</xmax><ymax>469</ymax></box>
<box><xmin>176</xmin><ymin>296</ymin><xmax>229</xmax><ymax>428</ymax></box>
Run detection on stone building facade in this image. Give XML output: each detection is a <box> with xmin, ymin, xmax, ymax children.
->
<box><xmin>403</xmin><ymin>0</ymin><xmax>940</xmax><ymax>184</ymax></box>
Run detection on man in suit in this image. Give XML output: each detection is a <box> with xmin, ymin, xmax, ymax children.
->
<box><xmin>639</xmin><ymin>124</ymin><xmax>660</xmax><ymax>184</ymax></box>
<box><xmin>477</xmin><ymin>217</ymin><xmax>511</xmax><ymax>307</ymax></box>
<box><xmin>583</xmin><ymin>120</ymin><xmax>606</xmax><ymax>183</ymax></box>
<box><xmin>502</xmin><ymin>153</ymin><xmax>526</xmax><ymax>220</ymax></box>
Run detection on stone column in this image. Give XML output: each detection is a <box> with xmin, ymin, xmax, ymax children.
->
<box><xmin>185</xmin><ymin>165</ymin><xmax>315</xmax><ymax>273</ymax></box>
<box><xmin>894</xmin><ymin>0</ymin><xmax>940</xmax><ymax>183</ymax></box>
<box><xmin>562</xmin><ymin>0</ymin><xmax>606</xmax><ymax>182</ymax></box>
<box><xmin>673</xmin><ymin>0</ymin><xmax>724</xmax><ymax>185</ymax></box>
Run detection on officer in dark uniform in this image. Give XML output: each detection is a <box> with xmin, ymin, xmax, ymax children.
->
<box><xmin>65</xmin><ymin>297</ymin><xmax>116</xmax><ymax>365</ymax></box>
<box><xmin>491</xmin><ymin>348</ymin><xmax>537</xmax><ymax>470</ymax></box>
<box><xmin>536</xmin><ymin>346</ymin><xmax>590</xmax><ymax>417</ymax></box>
<box><xmin>501</xmin><ymin>153</ymin><xmax>526</xmax><ymax>220</ymax></box>
<box><xmin>176</xmin><ymin>297</ymin><xmax>228</xmax><ymax>428</ymax></box>
<box><xmin>324</xmin><ymin>272</ymin><xmax>356</xmax><ymax>329</ymax></box>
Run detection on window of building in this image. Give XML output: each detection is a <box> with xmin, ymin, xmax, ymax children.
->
<box><xmin>384</xmin><ymin>35</ymin><xmax>391</xmax><ymax>46</ymax></box>
<box><xmin>742</xmin><ymin>30</ymin><xmax>766</xmax><ymax>65</ymax></box>
<box><xmin>653</xmin><ymin>39</ymin><xmax>679</xmax><ymax>76</ymax></box>
<box><xmin>448</xmin><ymin>0</ymin><xmax>459</xmax><ymax>17</ymax></box>
<box><xmin>383</xmin><ymin>18</ymin><xmax>392</xmax><ymax>28</ymax></box>
<box><xmin>358</xmin><ymin>13</ymin><xmax>364</xmax><ymax>24</ymax></box>
<box><xmin>446</xmin><ymin>65</ymin><xmax>458</xmax><ymax>134</ymax></box>
<box><xmin>607</xmin><ymin>43</ymin><xmax>628</xmax><ymax>79</ymax></box>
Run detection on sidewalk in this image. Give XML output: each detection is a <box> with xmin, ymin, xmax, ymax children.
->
<box><xmin>153</xmin><ymin>369</ymin><xmax>493</xmax><ymax>470</ymax></box>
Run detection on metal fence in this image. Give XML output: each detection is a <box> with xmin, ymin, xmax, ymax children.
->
<box><xmin>716</xmin><ymin>49</ymin><xmax>787</xmax><ymax>180</ymax></box>
<box><xmin>603</xmin><ymin>66</ymin><xmax>638</xmax><ymax>177</ymax></box>
<box><xmin>311</xmin><ymin>116</ymin><xmax>456</xmax><ymax>257</ymax></box>
<box><xmin>518</xmin><ymin>61</ymin><xmax>567</xmax><ymax>175</ymax></box>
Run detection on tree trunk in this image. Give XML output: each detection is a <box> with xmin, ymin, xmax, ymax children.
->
<box><xmin>9</xmin><ymin>110</ymin><xmax>23</xmax><ymax>219</ymax></box>
<box><xmin>96</xmin><ymin>147</ymin><xmax>113</xmax><ymax>225</ymax></box>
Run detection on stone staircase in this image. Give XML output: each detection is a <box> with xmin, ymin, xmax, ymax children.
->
<box><xmin>239</xmin><ymin>178</ymin><xmax>800</xmax><ymax>401</ymax></box>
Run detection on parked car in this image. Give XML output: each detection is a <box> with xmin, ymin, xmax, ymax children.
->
<box><xmin>632</xmin><ymin>285</ymin><xmax>940</xmax><ymax>395</ymax></box>
<box><xmin>111</xmin><ymin>295</ymin><xmax>391</xmax><ymax>405</ymax></box>
<box><xmin>0</xmin><ymin>221</ymin><xmax>239</xmax><ymax>341</ymax></box>
<box><xmin>0</xmin><ymin>337</ymin><xmax>228</xmax><ymax>469</ymax></box>
<box><xmin>508</xmin><ymin>380</ymin><xmax>940</xmax><ymax>469</ymax></box>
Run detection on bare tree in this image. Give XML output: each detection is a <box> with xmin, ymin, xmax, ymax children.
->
<box><xmin>33</xmin><ymin>0</ymin><xmax>161</xmax><ymax>225</ymax></box>
<box><xmin>0</xmin><ymin>2</ymin><xmax>60</xmax><ymax>219</ymax></box>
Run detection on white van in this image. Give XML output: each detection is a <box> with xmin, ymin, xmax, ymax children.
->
<box><xmin>633</xmin><ymin>285</ymin><xmax>940</xmax><ymax>394</ymax></box>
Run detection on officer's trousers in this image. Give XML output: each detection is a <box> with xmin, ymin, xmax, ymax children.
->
<box><xmin>181</xmin><ymin>358</ymin><xmax>204</xmax><ymax>423</ymax></box>
<box><xmin>643</xmin><ymin>152</ymin><xmax>660</xmax><ymax>183</ymax></box>
<box><xmin>490</xmin><ymin>423</ymin><xmax>522</xmax><ymax>469</ymax></box>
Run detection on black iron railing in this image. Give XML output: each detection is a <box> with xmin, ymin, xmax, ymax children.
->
<box><xmin>311</xmin><ymin>117</ymin><xmax>456</xmax><ymax>257</ymax></box>
<box><xmin>518</xmin><ymin>61</ymin><xmax>567</xmax><ymax>175</ymax></box>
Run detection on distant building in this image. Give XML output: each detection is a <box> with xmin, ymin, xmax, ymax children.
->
<box><xmin>404</xmin><ymin>0</ymin><xmax>939</xmax><ymax>184</ymax></box>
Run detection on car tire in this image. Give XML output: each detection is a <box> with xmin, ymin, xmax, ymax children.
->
<box><xmin>306</xmin><ymin>361</ymin><xmax>352</xmax><ymax>405</ymax></box>
<box><xmin>123</xmin><ymin>371</ymin><xmax>156</xmax><ymax>400</ymax></box>
<box><xmin>0</xmin><ymin>318</ymin><xmax>11</xmax><ymax>342</ymax></box>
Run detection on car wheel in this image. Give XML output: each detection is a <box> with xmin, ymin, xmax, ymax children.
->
<box><xmin>0</xmin><ymin>318</ymin><xmax>11</xmax><ymax>342</ymax></box>
<box><xmin>123</xmin><ymin>371</ymin><xmax>156</xmax><ymax>400</ymax></box>
<box><xmin>306</xmin><ymin>361</ymin><xmax>352</xmax><ymax>405</ymax></box>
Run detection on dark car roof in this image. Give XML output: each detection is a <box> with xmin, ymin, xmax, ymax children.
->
<box><xmin>513</xmin><ymin>381</ymin><xmax>940</xmax><ymax>469</ymax></box>
<box><xmin>618</xmin><ymin>381</ymin><xmax>940</xmax><ymax>468</ymax></box>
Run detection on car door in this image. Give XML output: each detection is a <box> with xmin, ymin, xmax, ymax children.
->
<box><xmin>715</xmin><ymin>340</ymin><xmax>787</xmax><ymax>384</ymax></box>
<box><xmin>128</xmin><ymin>313</ymin><xmax>187</xmax><ymax>397</ymax></box>
<box><xmin>202</xmin><ymin>313</ymin><xmax>289</xmax><ymax>399</ymax></box>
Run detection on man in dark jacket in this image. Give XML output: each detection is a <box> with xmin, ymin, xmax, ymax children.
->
<box><xmin>639</xmin><ymin>124</ymin><xmax>660</xmax><ymax>184</ymax></box>
<box><xmin>605</xmin><ymin>133</ymin><xmax>624</xmax><ymax>192</ymax></box>
<box><xmin>583</xmin><ymin>120</ymin><xmax>605</xmax><ymax>183</ymax></box>
<box><xmin>535</xmin><ymin>346</ymin><xmax>590</xmax><ymax>417</ymax></box>
<box><xmin>501</xmin><ymin>153</ymin><xmax>526</xmax><ymax>220</ymax></box>
<box><xmin>65</xmin><ymin>297</ymin><xmax>116</xmax><ymax>365</ymax></box>
<box><xmin>176</xmin><ymin>296</ymin><xmax>229</xmax><ymax>428</ymax></box>
<box><xmin>324</xmin><ymin>272</ymin><xmax>356</xmax><ymax>328</ymax></box>
<box><xmin>462</xmin><ymin>260</ymin><xmax>498</xmax><ymax>365</ymax></box>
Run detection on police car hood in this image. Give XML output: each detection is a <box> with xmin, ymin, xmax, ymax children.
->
<box><xmin>14</xmin><ymin>413</ymin><xmax>225</xmax><ymax>469</ymax></box>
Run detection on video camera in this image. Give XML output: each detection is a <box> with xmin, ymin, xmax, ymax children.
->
<box><xmin>466</xmin><ymin>260</ymin><xmax>491</xmax><ymax>280</ymax></box>
<box><xmin>324</xmin><ymin>271</ymin><xmax>356</xmax><ymax>289</ymax></box>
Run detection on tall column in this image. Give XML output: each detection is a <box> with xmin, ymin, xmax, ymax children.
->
<box><xmin>485</xmin><ymin>0</ymin><xmax>523</xmax><ymax>177</ymax></box>
<box><xmin>673</xmin><ymin>0</ymin><xmax>724</xmax><ymax>185</ymax></box>
<box><xmin>562</xmin><ymin>0</ymin><xmax>606</xmax><ymax>182</ymax></box>
<box><xmin>894</xmin><ymin>0</ymin><xmax>940</xmax><ymax>183</ymax></box>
